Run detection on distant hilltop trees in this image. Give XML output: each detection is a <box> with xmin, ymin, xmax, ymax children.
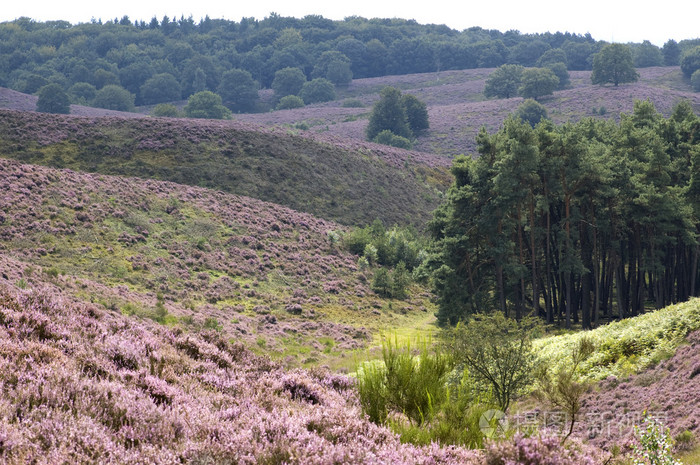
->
<box><xmin>4</xmin><ymin>15</ymin><xmax>699</xmax><ymax>113</ymax></box>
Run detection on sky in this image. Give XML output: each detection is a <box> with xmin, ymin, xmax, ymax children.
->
<box><xmin>2</xmin><ymin>0</ymin><xmax>698</xmax><ymax>46</ymax></box>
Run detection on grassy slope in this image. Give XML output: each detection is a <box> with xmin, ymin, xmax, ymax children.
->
<box><xmin>0</xmin><ymin>109</ymin><xmax>450</xmax><ymax>229</ymax></box>
<box><xmin>528</xmin><ymin>300</ymin><xmax>700</xmax><ymax>453</ymax></box>
<box><xmin>0</xmin><ymin>158</ymin><xmax>437</xmax><ymax>370</ymax></box>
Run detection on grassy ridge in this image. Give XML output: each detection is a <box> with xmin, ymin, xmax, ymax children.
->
<box><xmin>0</xmin><ymin>109</ymin><xmax>450</xmax><ymax>228</ymax></box>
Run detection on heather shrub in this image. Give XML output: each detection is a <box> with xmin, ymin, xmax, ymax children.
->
<box><xmin>484</xmin><ymin>433</ymin><xmax>602</xmax><ymax>465</ymax></box>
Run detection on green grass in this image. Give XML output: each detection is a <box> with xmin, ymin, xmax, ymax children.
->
<box><xmin>533</xmin><ymin>299</ymin><xmax>700</xmax><ymax>382</ymax></box>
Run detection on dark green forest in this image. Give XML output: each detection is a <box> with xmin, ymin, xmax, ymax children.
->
<box><xmin>2</xmin><ymin>14</ymin><xmax>699</xmax><ymax>109</ymax></box>
<box><xmin>428</xmin><ymin>100</ymin><xmax>700</xmax><ymax>328</ymax></box>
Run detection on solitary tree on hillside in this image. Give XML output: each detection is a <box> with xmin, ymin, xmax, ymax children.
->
<box><xmin>36</xmin><ymin>83</ymin><xmax>70</xmax><ymax>114</ymax></box>
<box><xmin>93</xmin><ymin>84</ymin><xmax>135</xmax><ymax>112</ymax></box>
<box><xmin>366</xmin><ymin>86</ymin><xmax>412</xmax><ymax>141</ymax></box>
<box><xmin>183</xmin><ymin>91</ymin><xmax>231</xmax><ymax>119</ymax></box>
<box><xmin>402</xmin><ymin>94</ymin><xmax>429</xmax><ymax>134</ymax></box>
<box><xmin>299</xmin><ymin>78</ymin><xmax>336</xmax><ymax>104</ymax></box>
<box><xmin>519</xmin><ymin>67</ymin><xmax>559</xmax><ymax>100</ymax></box>
<box><xmin>591</xmin><ymin>43</ymin><xmax>639</xmax><ymax>86</ymax></box>
<box><xmin>484</xmin><ymin>64</ymin><xmax>524</xmax><ymax>99</ymax></box>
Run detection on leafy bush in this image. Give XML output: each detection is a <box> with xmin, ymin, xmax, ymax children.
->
<box><xmin>357</xmin><ymin>337</ymin><xmax>452</xmax><ymax>426</ymax></box>
<box><xmin>373</xmin><ymin>130</ymin><xmax>413</xmax><ymax>149</ymax></box>
<box><xmin>151</xmin><ymin>103</ymin><xmax>180</xmax><ymax>117</ymax></box>
<box><xmin>276</xmin><ymin>95</ymin><xmax>305</xmax><ymax>110</ymax></box>
<box><xmin>632</xmin><ymin>414</ymin><xmax>683</xmax><ymax>465</ymax></box>
<box><xmin>299</xmin><ymin>78</ymin><xmax>336</xmax><ymax>104</ymax></box>
<box><xmin>447</xmin><ymin>313</ymin><xmax>540</xmax><ymax>411</ymax></box>
<box><xmin>691</xmin><ymin>70</ymin><xmax>700</xmax><ymax>92</ymax></box>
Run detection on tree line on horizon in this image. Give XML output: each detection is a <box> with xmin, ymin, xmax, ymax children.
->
<box><xmin>426</xmin><ymin>100</ymin><xmax>700</xmax><ymax>328</ymax></box>
<box><xmin>1</xmin><ymin>14</ymin><xmax>698</xmax><ymax>113</ymax></box>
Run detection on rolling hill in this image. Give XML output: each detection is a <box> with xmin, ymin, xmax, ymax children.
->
<box><xmin>0</xmin><ymin>109</ymin><xmax>450</xmax><ymax>229</ymax></box>
<box><xmin>0</xmin><ymin>158</ymin><xmax>437</xmax><ymax>369</ymax></box>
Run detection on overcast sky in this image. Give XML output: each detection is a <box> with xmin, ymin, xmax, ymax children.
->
<box><xmin>2</xmin><ymin>0</ymin><xmax>698</xmax><ymax>46</ymax></box>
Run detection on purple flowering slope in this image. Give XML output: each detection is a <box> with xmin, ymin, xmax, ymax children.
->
<box><xmin>0</xmin><ymin>281</ymin><xmax>484</xmax><ymax>464</ymax></box>
<box><xmin>575</xmin><ymin>329</ymin><xmax>700</xmax><ymax>453</ymax></box>
<box><xmin>0</xmin><ymin>158</ymin><xmax>436</xmax><ymax>368</ymax></box>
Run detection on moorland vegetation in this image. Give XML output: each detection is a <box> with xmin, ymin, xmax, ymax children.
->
<box><xmin>2</xmin><ymin>13</ymin><xmax>700</xmax><ymax>465</ymax></box>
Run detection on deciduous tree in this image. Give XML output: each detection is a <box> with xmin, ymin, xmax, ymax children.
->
<box><xmin>183</xmin><ymin>91</ymin><xmax>231</xmax><ymax>119</ymax></box>
<box><xmin>36</xmin><ymin>83</ymin><xmax>70</xmax><ymax>114</ymax></box>
<box><xmin>299</xmin><ymin>78</ymin><xmax>335</xmax><ymax>104</ymax></box>
<box><xmin>519</xmin><ymin>67</ymin><xmax>559</xmax><ymax>100</ymax></box>
<box><xmin>93</xmin><ymin>84</ymin><xmax>134</xmax><ymax>111</ymax></box>
<box><xmin>591</xmin><ymin>43</ymin><xmax>639</xmax><ymax>86</ymax></box>
<box><xmin>217</xmin><ymin>68</ymin><xmax>259</xmax><ymax>112</ymax></box>
<box><xmin>271</xmin><ymin>67</ymin><xmax>306</xmax><ymax>99</ymax></box>
<box><xmin>366</xmin><ymin>86</ymin><xmax>412</xmax><ymax>141</ymax></box>
<box><xmin>484</xmin><ymin>64</ymin><xmax>524</xmax><ymax>99</ymax></box>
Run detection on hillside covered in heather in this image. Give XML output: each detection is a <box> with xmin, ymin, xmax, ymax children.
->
<box><xmin>3</xmin><ymin>13</ymin><xmax>700</xmax><ymax>465</ymax></box>
<box><xmin>0</xmin><ymin>109</ymin><xmax>450</xmax><ymax>228</ymax></box>
<box><xmin>235</xmin><ymin>66</ymin><xmax>700</xmax><ymax>156</ymax></box>
<box><xmin>0</xmin><ymin>279</ymin><xmax>488</xmax><ymax>465</ymax></box>
<box><xmin>0</xmin><ymin>158</ymin><xmax>439</xmax><ymax>369</ymax></box>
